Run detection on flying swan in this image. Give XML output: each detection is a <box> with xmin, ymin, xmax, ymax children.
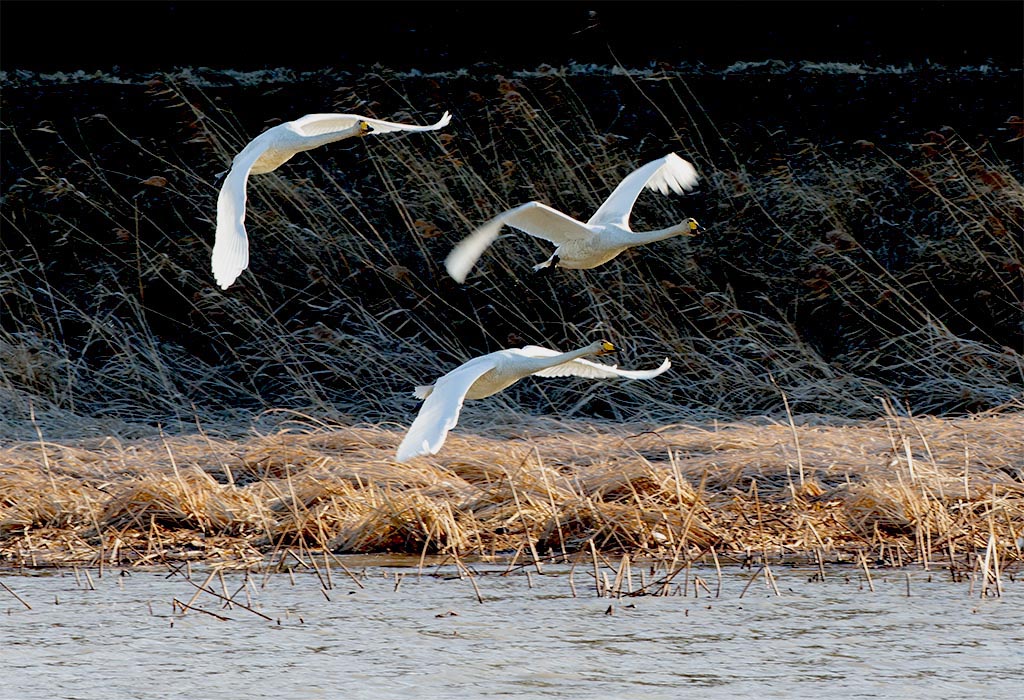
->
<box><xmin>212</xmin><ymin>111</ymin><xmax>453</xmax><ymax>289</ymax></box>
<box><xmin>445</xmin><ymin>152</ymin><xmax>702</xmax><ymax>282</ymax></box>
<box><xmin>395</xmin><ymin>340</ymin><xmax>671</xmax><ymax>462</ymax></box>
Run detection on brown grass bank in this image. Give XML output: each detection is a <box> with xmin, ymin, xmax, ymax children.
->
<box><xmin>2</xmin><ymin>409</ymin><xmax>1021</xmax><ymax>575</ymax></box>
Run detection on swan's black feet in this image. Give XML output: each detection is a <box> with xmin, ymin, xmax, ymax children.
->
<box><xmin>535</xmin><ymin>255</ymin><xmax>560</xmax><ymax>278</ymax></box>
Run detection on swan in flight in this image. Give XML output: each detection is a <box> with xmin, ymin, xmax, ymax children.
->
<box><xmin>445</xmin><ymin>152</ymin><xmax>702</xmax><ymax>283</ymax></box>
<box><xmin>396</xmin><ymin>340</ymin><xmax>671</xmax><ymax>462</ymax></box>
<box><xmin>212</xmin><ymin>111</ymin><xmax>453</xmax><ymax>289</ymax></box>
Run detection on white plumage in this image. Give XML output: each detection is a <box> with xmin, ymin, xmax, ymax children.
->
<box><xmin>212</xmin><ymin>111</ymin><xmax>453</xmax><ymax>289</ymax></box>
<box><xmin>445</xmin><ymin>152</ymin><xmax>701</xmax><ymax>283</ymax></box>
<box><xmin>396</xmin><ymin>340</ymin><xmax>671</xmax><ymax>462</ymax></box>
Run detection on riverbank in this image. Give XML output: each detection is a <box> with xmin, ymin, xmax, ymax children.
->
<box><xmin>3</xmin><ymin>410</ymin><xmax>1021</xmax><ymax>576</ymax></box>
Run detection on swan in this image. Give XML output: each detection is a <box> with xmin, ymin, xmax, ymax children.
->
<box><xmin>395</xmin><ymin>340</ymin><xmax>671</xmax><ymax>462</ymax></box>
<box><xmin>212</xmin><ymin>110</ymin><xmax>453</xmax><ymax>289</ymax></box>
<box><xmin>445</xmin><ymin>152</ymin><xmax>702</xmax><ymax>283</ymax></box>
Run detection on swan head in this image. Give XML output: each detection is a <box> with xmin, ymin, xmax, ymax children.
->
<box><xmin>685</xmin><ymin>218</ymin><xmax>702</xmax><ymax>235</ymax></box>
<box><xmin>593</xmin><ymin>340</ymin><xmax>616</xmax><ymax>356</ymax></box>
<box><xmin>358</xmin><ymin>121</ymin><xmax>374</xmax><ymax>136</ymax></box>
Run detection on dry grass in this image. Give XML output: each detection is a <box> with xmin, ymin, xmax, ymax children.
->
<box><xmin>2</xmin><ymin>410</ymin><xmax>1021</xmax><ymax>572</ymax></box>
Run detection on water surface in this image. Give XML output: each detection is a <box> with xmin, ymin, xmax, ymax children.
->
<box><xmin>2</xmin><ymin>559</ymin><xmax>1021</xmax><ymax>699</ymax></box>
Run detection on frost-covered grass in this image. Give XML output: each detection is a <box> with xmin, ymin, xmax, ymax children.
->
<box><xmin>2</xmin><ymin>67</ymin><xmax>1020</xmax><ymax>436</ymax></box>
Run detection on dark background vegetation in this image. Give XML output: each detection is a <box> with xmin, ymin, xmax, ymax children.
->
<box><xmin>3</xmin><ymin>1</ymin><xmax>1022</xmax><ymax>72</ymax></box>
<box><xmin>1</xmin><ymin>1</ymin><xmax>1022</xmax><ymax>437</ymax></box>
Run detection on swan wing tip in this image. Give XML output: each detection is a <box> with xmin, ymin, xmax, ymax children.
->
<box><xmin>395</xmin><ymin>439</ymin><xmax>435</xmax><ymax>463</ymax></box>
<box><xmin>444</xmin><ymin>244</ymin><xmax>477</xmax><ymax>283</ymax></box>
<box><xmin>444</xmin><ymin>217</ymin><xmax>507</xmax><ymax>283</ymax></box>
<box><xmin>647</xmin><ymin>153</ymin><xmax>699</xmax><ymax>194</ymax></box>
<box><xmin>211</xmin><ymin>256</ymin><xmax>243</xmax><ymax>289</ymax></box>
<box><xmin>444</xmin><ymin>260</ymin><xmax>469</xmax><ymax>284</ymax></box>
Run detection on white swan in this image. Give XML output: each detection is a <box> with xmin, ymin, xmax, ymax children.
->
<box><xmin>395</xmin><ymin>340</ymin><xmax>671</xmax><ymax>462</ymax></box>
<box><xmin>212</xmin><ymin>111</ymin><xmax>453</xmax><ymax>289</ymax></box>
<box><xmin>445</xmin><ymin>152</ymin><xmax>702</xmax><ymax>283</ymax></box>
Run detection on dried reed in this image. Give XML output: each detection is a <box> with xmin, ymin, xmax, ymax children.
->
<box><xmin>0</xmin><ymin>413</ymin><xmax>1020</xmax><ymax>571</ymax></box>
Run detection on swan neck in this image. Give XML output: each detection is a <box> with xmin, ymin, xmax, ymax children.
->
<box><xmin>632</xmin><ymin>222</ymin><xmax>691</xmax><ymax>244</ymax></box>
<box><xmin>523</xmin><ymin>346</ymin><xmax>594</xmax><ymax>373</ymax></box>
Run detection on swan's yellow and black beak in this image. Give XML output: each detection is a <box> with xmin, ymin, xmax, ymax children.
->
<box><xmin>359</xmin><ymin>121</ymin><xmax>374</xmax><ymax>135</ymax></box>
<box><xmin>597</xmin><ymin>340</ymin><xmax>616</xmax><ymax>356</ymax></box>
<box><xmin>687</xmin><ymin>218</ymin><xmax>702</xmax><ymax>235</ymax></box>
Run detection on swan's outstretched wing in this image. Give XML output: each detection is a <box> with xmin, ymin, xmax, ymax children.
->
<box><xmin>211</xmin><ymin>111</ymin><xmax>450</xmax><ymax>290</ymax></box>
<box><xmin>212</xmin><ymin>145</ymin><xmax>268</xmax><ymax>290</ymax></box>
<box><xmin>445</xmin><ymin>202</ymin><xmax>593</xmax><ymax>283</ymax></box>
<box><xmin>586</xmin><ymin>153</ymin><xmax>699</xmax><ymax>228</ymax></box>
<box><xmin>292</xmin><ymin>111</ymin><xmax>452</xmax><ymax>137</ymax></box>
<box><xmin>396</xmin><ymin>356</ymin><xmax>496</xmax><ymax>462</ymax></box>
<box><xmin>517</xmin><ymin>346</ymin><xmax>672</xmax><ymax>380</ymax></box>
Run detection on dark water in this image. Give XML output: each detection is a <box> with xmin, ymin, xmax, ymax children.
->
<box><xmin>2</xmin><ymin>559</ymin><xmax>1021</xmax><ymax>699</ymax></box>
